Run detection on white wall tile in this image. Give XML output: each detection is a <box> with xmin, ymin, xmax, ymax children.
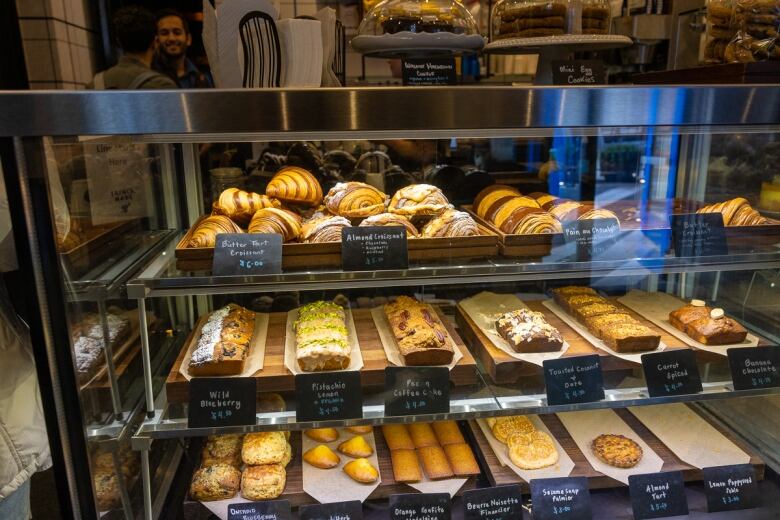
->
<box><xmin>16</xmin><ymin>0</ymin><xmax>46</xmax><ymax>18</ymax></box>
<box><xmin>22</xmin><ymin>40</ymin><xmax>56</xmax><ymax>81</ymax></box>
<box><xmin>52</xmin><ymin>40</ymin><xmax>74</xmax><ymax>81</ymax></box>
<box><xmin>45</xmin><ymin>0</ymin><xmax>65</xmax><ymax>20</ymax></box>
<box><xmin>19</xmin><ymin>20</ymin><xmax>49</xmax><ymax>40</ymax></box>
<box><xmin>48</xmin><ymin>19</ymin><xmax>68</xmax><ymax>41</ymax></box>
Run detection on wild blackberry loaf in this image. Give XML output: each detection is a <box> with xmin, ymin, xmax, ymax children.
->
<box><xmin>189</xmin><ymin>304</ymin><xmax>255</xmax><ymax>376</ymax></box>
<box><xmin>495</xmin><ymin>308</ymin><xmax>564</xmax><ymax>353</ymax></box>
<box><xmin>669</xmin><ymin>300</ymin><xmax>747</xmax><ymax>345</ymax></box>
<box><xmin>384</xmin><ymin>296</ymin><xmax>455</xmax><ymax>365</ymax></box>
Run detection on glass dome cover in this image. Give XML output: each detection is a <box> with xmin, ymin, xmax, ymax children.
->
<box><xmin>358</xmin><ymin>0</ymin><xmax>480</xmax><ymax>36</ymax></box>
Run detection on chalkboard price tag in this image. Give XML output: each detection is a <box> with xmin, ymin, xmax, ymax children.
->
<box><xmin>531</xmin><ymin>476</ymin><xmax>592</xmax><ymax>520</ymax></box>
<box><xmin>342</xmin><ymin>226</ymin><xmax>408</xmax><ymax>271</ymax></box>
<box><xmin>300</xmin><ymin>500</ymin><xmax>363</xmax><ymax>520</ymax></box>
<box><xmin>727</xmin><ymin>346</ymin><xmax>780</xmax><ymax>391</ymax></box>
<box><xmin>641</xmin><ymin>349</ymin><xmax>703</xmax><ymax>398</ymax></box>
<box><xmin>463</xmin><ymin>485</ymin><xmax>523</xmax><ymax>520</ymax></box>
<box><xmin>543</xmin><ymin>355</ymin><xmax>605</xmax><ymax>406</ymax></box>
<box><xmin>187</xmin><ymin>377</ymin><xmax>256</xmax><ymax>428</ymax></box>
<box><xmin>227</xmin><ymin>500</ymin><xmax>291</xmax><ymax>520</ymax></box>
<box><xmin>402</xmin><ymin>58</ymin><xmax>457</xmax><ymax>86</ymax></box>
<box><xmin>390</xmin><ymin>493</ymin><xmax>451</xmax><ymax>520</ymax></box>
<box><xmin>212</xmin><ymin>233</ymin><xmax>282</xmax><ymax>276</ymax></box>
<box><xmin>551</xmin><ymin>60</ymin><xmax>606</xmax><ymax>85</ymax></box>
<box><xmin>703</xmin><ymin>464</ymin><xmax>759</xmax><ymax>512</ymax></box>
<box><xmin>670</xmin><ymin>213</ymin><xmax>728</xmax><ymax>257</ymax></box>
<box><xmin>562</xmin><ymin>218</ymin><xmax>620</xmax><ymax>261</ymax></box>
<box><xmin>294</xmin><ymin>371</ymin><xmax>363</xmax><ymax>422</ymax></box>
<box><xmin>384</xmin><ymin>366</ymin><xmax>450</xmax><ymax>416</ymax></box>
<box><xmin>629</xmin><ymin>471</ymin><xmax>688</xmax><ymax>520</ymax></box>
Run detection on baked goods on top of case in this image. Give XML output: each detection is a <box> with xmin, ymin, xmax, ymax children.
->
<box><xmin>324</xmin><ymin>182</ymin><xmax>388</xmax><ymax>218</ymax></box>
<box><xmin>248</xmin><ymin>208</ymin><xmax>302</xmax><ymax>242</ymax></box>
<box><xmin>266</xmin><ymin>166</ymin><xmax>323</xmax><ymax>207</ymax></box>
<box><xmin>388</xmin><ymin>184</ymin><xmax>451</xmax><ymax>217</ymax></box>
<box><xmin>299</xmin><ymin>215</ymin><xmax>351</xmax><ymax>243</ymax></box>
<box><xmin>294</xmin><ymin>301</ymin><xmax>351</xmax><ymax>371</ymax></box>
<box><xmin>492</xmin><ymin>0</ymin><xmax>568</xmax><ymax>40</ymax></box>
<box><xmin>359</xmin><ymin>213</ymin><xmax>419</xmax><ymax>237</ymax></box>
<box><xmin>581</xmin><ymin>0</ymin><xmax>611</xmax><ymax>35</ymax></box>
<box><xmin>360</xmin><ymin>0</ymin><xmax>480</xmax><ymax>36</ymax></box>
<box><xmin>343</xmin><ymin>458</ymin><xmax>379</xmax><ymax>483</ymax></box>
<box><xmin>703</xmin><ymin>0</ymin><xmax>737</xmax><ymax>63</ymax></box>
<box><xmin>186</xmin><ymin>215</ymin><xmax>243</xmax><ymax>248</ymax></box>
<box><xmin>189</xmin><ymin>304</ymin><xmax>255</xmax><ymax>376</ymax></box>
<box><xmin>190</xmin><ymin>464</ymin><xmax>242</xmax><ymax>501</ymax></box>
<box><xmin>669</xmin><ymin>300</ymin><xmax>748</xmax><ymax>345</ymax></box>
<box><xmin>507</xmin><ymin>430</ymin><xmax>559</xmax><ymax>470</ymax></box>
<box><xmin>496</xmin><ymin>308</ymin><xmax>564</xmax><ymax>353</ymax></box>
<box><xmin>303</xmin><ymin>444</ymin><xmax>341</xmax><ymax>469</ymax></box>
<box><xmin>696</xmin><ymin>197</ymin><xmax>775</xmax><ymax>226</ymax></box>
<box><xmin>212</xmin><ymin>188</ymin><xmax>280</xmax><ymax>226</ymax></box>
<box><xmin>240</xmin><ymin>463</ymin><xmax>287</xmax><ymax>500</ymax></box>
<box><xmin>384</xmin><ymin>295</ymin><xmax>455</xmax><ymax>366</ymax></box>
<box><xmin>421</xmin><ymin>208</ymin><xmax>480</xmax><ymax>238</ymax></box>
<box><xmin>242</xmin><ymin>432</ymin><xmax>288</xmax><ymax>466</ymax></box>
<box><xmin>591</xmin><ymin>434</ymin><xmax>643</xmax><ymax>468</ymax></box>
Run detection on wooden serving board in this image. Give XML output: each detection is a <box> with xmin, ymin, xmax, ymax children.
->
<box><xmin>469</xmin><ymin>408</ymin><xmax>765</xmax><ymax>491</ymax></box>
<box><xmin>166</xmin><ymin>308</ymin><xmax>478</xmax><ymax>403</ymax></box>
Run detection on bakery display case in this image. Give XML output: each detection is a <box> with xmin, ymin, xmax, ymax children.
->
<box><xmin>2</xmin><ymin>86</ymin><xmax>780</xmax><ymax>519</ymax></box>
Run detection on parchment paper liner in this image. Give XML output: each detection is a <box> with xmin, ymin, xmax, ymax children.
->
<box><xmin>284</xmin><ymin>308</ymin><xmax>364</xmax><ymax>375</ymax></box>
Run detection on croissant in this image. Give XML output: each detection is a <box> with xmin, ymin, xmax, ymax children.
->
<box><xmin>547</xmin><ymin>200</ymin><xmax>587</xmax><ymax>221</ymax></box>
<box><xmin>500</xmin><ymin>207</ymin><xmax>563</xmax><ymax>234</ymax></box>
<box><xmin>212</xmin><ymin>188</ymin><xmax>279</xmax><ymax>226</ymax></box>
<box><xmin>266</xmin><ymin>166</ymin><xmax>323</xmax><ymax>207</ymax></box>
<box><xmin>300</xmin><ymin>216</ymin><xmax>351</xmax><ymax>243</ymax></box>
<box><xmin>578</xmin><ymin>208</ymin><xmax>620</xmax><ymax>226</ymax></box>
<box><xmin>388</xmin><ymin>184</ymin><xmax>450</xmax><ymax>217</ymax></box>
<box><xmin>359</xmin><ymin>213</ymin><xmax>419</xmax><ymax>238</ymax></box>
<box><xmin>486</xmin><ymin>196</ymin><xmax>541</xmax><ymax>227</ymax></box>
<box><xmin>421</xmin><ymin>209</ymin><xmax>479</xmax><ymax>238</ymax></box>
<box><xmin>186</xmin><ymin>215</ymin><xmax>243</xmax><ymax>248</ymax></box>
<box><xmin>473</xmin><ymin>185</ymin><xmax>521</xmax><ymax>218</ymax></box>
<box><xmin>731</xmin><ymin>204</ymin><xmax>769</xmax><ymax>226</ymax></box>
<box><xmin>248</xmin><ymin>208</ymin><xmax>302</xmax><ymax>242</ymax></box>
<box><xmin>324</xmin><ymin>182</ymin><xmax>388</xmax><ymax>218</ymax></box>
<box><xmin>696</xmin><ymin>197</ymin><xmax>771</xmax><ymax>226</ymax></box>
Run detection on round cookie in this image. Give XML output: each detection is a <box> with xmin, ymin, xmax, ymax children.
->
<box><xmin>491</xmin><ymin>416</ymin><xmax>535</xmax><ymax>444</ymax></box>
<box><xmin>591</xmin><ymin>434</ymin><xmax>643</xmax><ymax>468</ymax></box>
<box><xmin>507</xmin><ymin>431</ymin><xmax>559</xmax><ymax>470</ymax></box>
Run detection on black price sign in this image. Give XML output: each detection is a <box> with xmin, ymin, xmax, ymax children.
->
<box><xmin>727</xmin><ymin>346</ymin><xmax>780</xmax><ymax>390</ymax></box>
<box><xmin>530</xmin><ymin>477</ymin><xmax>592</xmax><ymax>520</ymax></box>
<box><xmin>212</xmin><ymin>233</ymin><xmax>282</xmax><ymax>276</ymax></box>
<box><xmin>641</xmin><ymin>349</ymin><xmax>702</xmax><ymax>398</ymax></box>
<box><xmin>671</xmin><ymin>213</ymin><xmax>728</xmax><ymax>257</ymax></box>
<box><xmin>551</xmin><ymin>60</ymin><xmax>606</xmax><ymax>85</ymax></box>
<box><xmin>543</xmin><ymin>355</ymin><xmax>605</xmax><ymax>406</ymax></box>
<box><xmin>384</xmin><ymin>366</ymin><xmax>450</xmax><ymax>416</ymax></box>
<box><xmin>401</xmin><ymin>58</ymin><xmax>457</xmax><ymax>86</ymax></box>
<box><xmin>300</xmin><ymin>500</ymin><xmax>363</xmax><ymax>520</ymax></box>
<box><xmin>342</xmin><ymin>226</ymin><xmax>408</xmax><ymax>271</ymax></box>
<box><xmin>629</xmin><ymin>471</ymin><xmax>688</xmax><ymax>520</ymax></box>
<box><xmin>294</xmin><ymin>371</ymin><xmax>363</xmax><ymax>422</ymax></box>
<box><xmin>561</xmin><ymin>218</ymin><xmax>620</xmax><ymax>261</ymax></box>
<box><xmin>227</xmin><ymin>500</ymin><xmax>291</xmax><ymax>520</ymax></box>
<box><xmin>390</xmin><ymin>493</ymin><xmax>450</xmax><ymax>520</ymax></box>
<box><xmin>703</xmin><ymin>464</ymin><xmax>759</xmax><ymax>513</ymax></box>
<box><xmin>463</xmin><ymin>485</ymin><xmax>523</xmax><ymax>520</ymax></box>
<box><xmin>187</xmin><ymin>377</ymin><xmax>256</xmax><ymax>428</ymax></box>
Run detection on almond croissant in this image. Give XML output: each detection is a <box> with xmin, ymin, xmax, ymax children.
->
<box><xmin>323</xmin><ymin>182</ymin><xmax>388</xmax><ymax>218</ymax></box>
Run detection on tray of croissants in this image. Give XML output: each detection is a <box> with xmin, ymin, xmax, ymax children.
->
<box><xmin>176</xmin><ymin>166</ymin><xmax>500</xmax><ymax>271</ymax></box>
<box><xmin>466</xmin><ymin>185</ymin><xmax>780</xmax><ymax>258</ymax></box>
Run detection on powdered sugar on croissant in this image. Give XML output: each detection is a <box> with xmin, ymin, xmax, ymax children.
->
<box><xmin>323</xmin><ymin>182</ymin><xmax>388</xmax><ymax>218</ymax></box>
<box><xmin>421</xmin><ymin>209</ymin><xmax>479</xmax><ymax>238</ymax></box>
<box><xmin>300</xmin><ymin>215</ymin><xmax>351</xmax><ymax>243</ymax></box>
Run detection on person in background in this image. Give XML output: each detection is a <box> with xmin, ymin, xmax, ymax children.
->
<box><xmin>89</xmin><ymin>6</ymin><xmax>176</xmax><ymax>89</ymax></box>
<box><xmin>154</xmin><ymin>8</ymin><xmax>214</xmax><ymax>88</ymax></box>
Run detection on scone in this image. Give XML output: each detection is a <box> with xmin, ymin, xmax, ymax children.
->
<box><xmin>390</xmin><ymin>449</ymin><xmax>422</xmax><ymax>483</ymax></box>
<box><xmin>491</xmin><ymin>416</ymin><xmax>535</xmax><ymax>444</ymax></box>
<box><xmin>241</xmin><ymin>432</ymin><xmax>288</xmax><ymax>466</ymax></box>
<box><xmin>591</xmin><ymin>434</ymin><xmax>643</xmax><ymax>468</ymax></box>
<box><xmin>201</xmin><ymin>434</ymin><xmax>244</xmax><ymax>468</ymax></box>
<box><xmin>281</xmin><ymin>442</ymin><xmax>292</xmax><ymax>467</ymax></box>
<box><xmin>94</xmin><ymin>471</ymin><xmax>120</xmax><ymax>510</ymax></box>
<box><xmin>305</xmin><ymin>428</ymin><xmax>340</xmax><ymax>443</ymax></box>
<box><xmin>382</xmin><ymin>424</ymin><xmax>415</xmax><ymax>451</ymax></box>
<box><xmin>190</xmin><ymin>464</ymin><xmax>241</xmax><ymax>501</ymax></box>
<box><xmin>507</xmin><ymin>431</ymin><xmax>559</xmax><ymax>470</ymax></box>
<box><xmin>408</xmin><ymin>423</ymin><xmax>438</xmax><ymax>448</ymax></box>
<box><xmin>303</xmin><ymin>445</ymin><xmax>340</xmax><ymax>469</ymax></box>
<box><xmin>343</xmin><ymin>458</ymin><xmax>379</xmax><ymax>483</ymax></box>
<box><xmin>240</xmin><ymin>464</ymin><xmax>286</xmax><ymax>500</ymax></box>
<box><xmin>338</xmin><ymin>435</ymin><xmax>374</xmax><ymax>458</ymax></box>
<box><xmin>443</xmin><ymin>443</ymin><xmax>480</xmax><ymax>476</ymax></box>
<box><xmin>432</xmin><ymin>421</ymin><xmax>465</xmax><ymax>446</ymax></box>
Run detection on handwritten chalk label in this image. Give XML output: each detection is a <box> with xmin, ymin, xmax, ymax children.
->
<box><xmin>463</xmin><ymin>485</ymin><xmax>523</xmax><ymax>520</ymax></box>
<box><xmin>727</xmin><ymin>346</ymin><xmax>780</xmax><ymax>391</ymax></box>
<box><xmin>703</xmin><ymin>464</ymin><xmax>759</xmax><ymax>512</ymax></box>
<box><xmin>402</xmin><ymin>58</ymin><xmax>457</xmax><ymax>86</ymax></box>
<box><xmin>187</xmin><ymin>377</ymin><xmax>256</xmax><ymax>428</ymax></box>
<box><xmin>552</xmin><ymin>60</ymin><xmax>605</xmax><ymax>85</ymax></box>
<box><xmin>342</xmin><ymin>226</ymin><xmax>408</xmax><ymax>271</ymax></box>
<box><xmin>531</xmin><ymin>477</ymin><xmax>592</xmax><ymax>520</ymax></box>
<box><xmin>295</xmin><ymin>371</ymin><xmax>363</xmax><ymax>422</ymax></box>
<box><xmin>629</xmin><ymin>471</ymin><xmax>688</xmax><ymax>520</ymax></box>
<box><xmin>227</xmin><ymin>500</ymin><xmax>291</xmax><ymax>520</ymax></box>
<box><xmin>561</xmin><ymin>218</ymin><xmax>620</xmax><ymax>261</ymax></box>
<box><xmin>300</xmin><ymin>500</ymin><xmax>363</xmax><ymax>520</ymax></box>
<box><xmin>212</xmin><ymin>233</ymin><xmax>282</xmax><ymax>276</ymax></box>
<box><xmin>390</xmin><ymin>493</ymin><xmax>450</xmax><ymax>520</ymax></box>
<box><xmin>641</xmin><ymin>349</ymin><xmax>703</xmax><ymax>397</ymax></box>
<box><xmin>671</xmin><ymin>213</ymin><xmax>728</xmax><ymax>257</ymax></box>
<box><xmin>543</xmin><ymin>355</ymin><xmax>605</xmax><ymax>406</ymax></box>
<box><xmin>384</xmin><ymin>366</ymin><xmax>450</xmax><ymax>416</ymax></box>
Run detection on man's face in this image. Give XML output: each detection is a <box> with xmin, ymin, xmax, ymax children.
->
<box><xmin>157</xmin><ymin>16</ymin><xmax>191</xmax><ymax>58</ymax></box>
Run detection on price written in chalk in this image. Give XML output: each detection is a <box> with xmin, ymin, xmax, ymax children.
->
<box><xmin>342</xmin><ymin>226</ymin><xmax>408</xmax><ymax>271</ymax></box>
<box><xmin>551</xmin><ymin>59</ymin><xmax>606</xmax><ymax>85</ymax></box>
<box><xmin>531</xmin><ymin>477</ymin><xmax>592</xmax><ymax>520</ymax></box>
<box><xmin>187</xmin><ymin>377</ymin><xmax>256</xmax><ymax>428</ymax></box>
<box><xmin>727</xmin><ymin>346</ymin><xmax>780</xmax><ymax>391</ymax></box>
<box><xmin>299</xmin><ymin>500</ymin><xmax>363</xmax><ymax>520</ymax></box>
<box><xmin>543</xmin><ymin>355</ymin><xmax>605</xmax><ymax>406</ymax></box>
<box><xmin>384</xmin><ymin>367</ymin><xmax>450</xmax><ymax>416</ymax></box>
<box><xmin>212</xmin><ymin>233</ymin><xmax>282</xmax><ymax>276</ymax></box>
<box><xmin>463</xmin><ymin>485</ymin><xmax>523</xmax><ymax>520</ymax></box>
<box><xmin>703</xmin><ymin>464</ymin><xmax>759</xmax><ymax>513</ymax></box>
<box><xmin>671</xmin><ymin>213</ymin><xmax>728</xmax><ymax>257</ymax></box>
<box><xmin>561</xmin><ymin>218</ymin><xmax>621</xmax><ymax>261</ymax></box>
<box><xmin>227</xmin><ymin>500</ymin><xmax>291</xmax><ymax>520</ymax></box>
<box><xmin>390</xmin><ymin>493</ymin><xmax>450</xmax><ymax>520</ymax></box>
<box><xmin>629</xmin><ymin>471</ymin><xmax>688</xmax><ymax>520</ymax></box>
<box><xmin>641</xmin><ymin>349</ymin><xmax>703</xmax><ymax>398</ymax></box>
<box><xmin>295</xmin><ymin>371</ymin><xmax>363</xmax><ymax>422</ymax></box>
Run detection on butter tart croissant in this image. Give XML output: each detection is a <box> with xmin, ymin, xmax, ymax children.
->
<box><xmin>359</xmin><ymin>213</ymin><xmax>419</xmax><ymax>238</ymax></box>
<box><xmin>421</xmin><ymin>209</ymin><xmax>479</xmax><ymax>238</ymax></box>
<box><xmin>266</xmin><ymin>166</ymin><xmax>323</xmax><ymax>207</ymax></box>
<box><xmin>248</xmin><ymin>208</ymin><xmax>302</xmax><ymax>242</ymax></box>
<box><xmin>388</xmin><ymin>184</ymin><xmax>450</xmax><ymax>217</ymax></box>
<box><xmin>300</xmin><ymin>216</ymin><xmax>351</xmax><ymax>243</ymax></box>
<box><xmin>212</xmin><ymin>188</ymin><xmax>279</xmax><ymax>226</ymax></box>
<box><xmin>324</xmin><ymin>182</ymin><xmax>388</xmax><ymax>218</ymax></box>
<box><xmin>186</xmin><ymin>215</ymin><xmax>243</xmax><ymax>248</ymax></box>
